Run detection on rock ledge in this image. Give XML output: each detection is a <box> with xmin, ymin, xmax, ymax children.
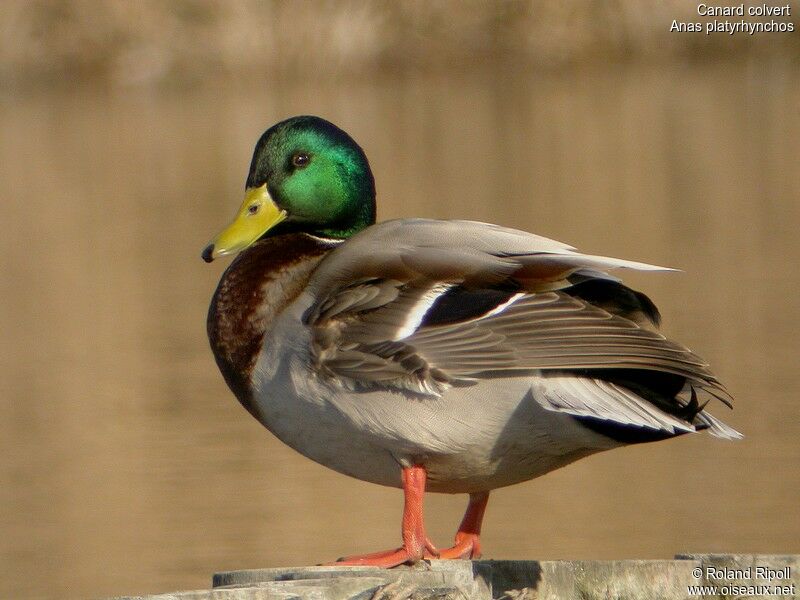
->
<box><xmin>113</xmin><ymin>554</ymin><xmax>798</xmax><ymax>599</ymax></box>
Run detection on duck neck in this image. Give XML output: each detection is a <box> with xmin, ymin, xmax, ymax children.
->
<box><xmin>207</xmin><ymin>232</ymin><xmax>336</xmax><ymax>415</ymax></box>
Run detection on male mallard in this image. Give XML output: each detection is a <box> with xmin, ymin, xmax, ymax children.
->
<box><xmin>202</xmin><ymin>116</ymin><xmax>741</xmax><ymax>567</ymax></box>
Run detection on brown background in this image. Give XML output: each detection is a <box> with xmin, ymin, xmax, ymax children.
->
<box><xmin>1</xmin><ymin>2</ymin><xmax>798</xmax><ymax>599</ymax></box>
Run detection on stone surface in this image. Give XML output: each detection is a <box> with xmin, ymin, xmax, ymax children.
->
<box><xmin>213</xmin><ymin>562</ymin><xmax>478</xmax><ymax>599</ymax></box>
<box><xmin>472</xmin><ymin>559</ymin><xmax>700</xmax><ymax>599</ymax></box>
<box><xmin>111</xmin><ymin>555</ymin><xmax>799</xmax><ymax>600</ymax></box>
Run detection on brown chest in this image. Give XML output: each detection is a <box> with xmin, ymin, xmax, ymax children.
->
<box><xmin>206</xmin><ymin>234</ymin><xmax>331</xmax><ymax>417</ymax></box>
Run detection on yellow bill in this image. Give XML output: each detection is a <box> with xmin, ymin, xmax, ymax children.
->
<box><xmin>202</xmin><ymin>184</ymin><xmax>287</xmax><ymax>262</ymax></box>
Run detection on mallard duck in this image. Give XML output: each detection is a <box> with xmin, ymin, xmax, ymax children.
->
<box><xmin>201</xmin><ymin>116</ymin><xmax>741</xmax><ymax>567</ymax></box>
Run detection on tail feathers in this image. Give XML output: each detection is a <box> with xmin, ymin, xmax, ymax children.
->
<box><xmin>680</xmin><ymin>384</ymin><xmax>743</xmax><ymax>440</ymax></box>
<box><xmin>695</xmin><ymin>411</ymin><xmax>744</xmax><ymax>440</ymax></box>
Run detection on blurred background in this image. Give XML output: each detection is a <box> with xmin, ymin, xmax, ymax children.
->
<box><xmin>1</xmin><ymin>1</ymin><xmax>798</xmax><ymax>598</ymax></box>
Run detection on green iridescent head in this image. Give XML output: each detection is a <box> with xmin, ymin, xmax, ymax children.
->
<box><xmin>202</xmin><ymin>116</ymin><xmax>376</xmax><ymax>262</ymax></box>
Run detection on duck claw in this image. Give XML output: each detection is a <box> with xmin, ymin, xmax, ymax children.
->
<box><xmin>432</xmin><ymin>532</ymin><xmax>482</xmax><ymax>559</ymax></box>
<box><xmin>330</xmin><ymin>537</ymin><xmax>437</xmax><ymax>568</ymax></box>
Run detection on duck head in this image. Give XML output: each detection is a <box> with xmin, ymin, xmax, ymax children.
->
<box><xmin>202</xmin><ymin>116</ymin><xmax>376</xmax><ymax>262</ymax></box>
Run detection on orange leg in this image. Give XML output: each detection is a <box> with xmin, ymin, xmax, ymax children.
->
<box><xmin>332</xmin><ymin>465</ymin><xmax>439</xmax><ymax>567</ymax></box>
<box><xmin>429</xmin><ymin>491</ymin><xmax>489</xmax><ymax>560</ymax></box>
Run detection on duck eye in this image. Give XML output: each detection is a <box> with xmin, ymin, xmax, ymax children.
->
<box><xmin>247</xmin><ymin>204</ymin><xmax>260</xmax><ymax>215</ymax></box>
<box><xmin>292</xmin><ymin>152</ymin><xmax>310</xmax><ymax>168</ymax></box>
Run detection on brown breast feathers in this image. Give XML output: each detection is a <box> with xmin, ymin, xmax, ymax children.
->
<box><xmin>207</xmin><ymin>233</ymin><xmax>333</xmax><ymax>417</ymax></box>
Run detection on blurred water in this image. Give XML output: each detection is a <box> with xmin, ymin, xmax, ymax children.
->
<box><xmin>1</xmin><ymin>59</ymin><xmax>798</xmax><ymax>599</ymax></box>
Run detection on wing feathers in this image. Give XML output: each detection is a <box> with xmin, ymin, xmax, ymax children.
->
<box><xmin>307</xmin><ymin>219</ymin><xmax>672</xmax><ymax>300</ymax></box>
<box><xmin>533</xmin><ymin>375</ymin><xmax>696</xmax><ymax>434</ymax></box>
<box><xmin>304</xmin><ymin>219</ymin><xmax>734</xmax><ymax>422</ymax></box>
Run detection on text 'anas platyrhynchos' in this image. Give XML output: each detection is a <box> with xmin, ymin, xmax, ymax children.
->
<box><xmin>202</xmin><ymin>116</ymin><xmax>741</xmax><ymax>567</ymax></box>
